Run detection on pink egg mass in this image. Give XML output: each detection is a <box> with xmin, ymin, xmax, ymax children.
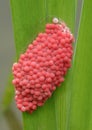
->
<box><xmin>12</xmin><ymin>19</ymin><xmax>74</xmax><ymax>114</ymax></box>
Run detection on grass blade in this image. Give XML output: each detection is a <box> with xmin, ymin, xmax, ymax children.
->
<box><xmin>67</xmin><ymin>0</ymin><xmax>92</xmax><ymax>130</ymax></box>
<box><xmin>10</xmin><ymin>0</ymin><xmax>76</xmax><ymax>130</ymax></box>
<box><xmin>47</xmin><ymin>1</ymin><xmax>77</xmax><ymax>130</ymax></box>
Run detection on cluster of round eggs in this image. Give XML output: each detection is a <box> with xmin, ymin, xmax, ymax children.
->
<box><xmin>12</xmin><ymin>18</ymin><xmax>74</xmax><ymax>114</ymax></box>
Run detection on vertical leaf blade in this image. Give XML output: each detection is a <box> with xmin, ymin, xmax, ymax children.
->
<box><xmin>10</xmin><ymin>0</ymin><xmax>76</xmax><ymax>130</ymax></box>
<box><xmin>67</xmin><ymin>0</ymin><xmax>92</xmax><ymax>130</ymax></box>
<box><xmin>47</xmin><ymin>1</ymin><xmax>76</xmax><ymax>130</ymax></box>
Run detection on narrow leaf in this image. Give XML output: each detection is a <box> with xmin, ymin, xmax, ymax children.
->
<box><xmin>10</xmin><ymin>0</ymin><xmax>76</xmax><ymax>130</ymax></box>
<box><xmin>67</xmin><ymin>0</ymin><xmax>92</xmax><ymax>130</ymax></box>
<box><xmin>47</xmin><ymin>1</ymin><xmax>77</xmax><ymax>130</ymax></box>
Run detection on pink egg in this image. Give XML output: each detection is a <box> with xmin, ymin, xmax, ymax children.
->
<box><xmin>12</xmin><ymin>20</ymin><xmax>74</xmax><ymax>114</ymax></box>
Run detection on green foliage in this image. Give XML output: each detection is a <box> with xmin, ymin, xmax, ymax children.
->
<box><xmin>10</xmin><ymin>0</ymin><xmax>76</xmax><ymax>130</ymax></box>
<box><xmin>7</xmin><ymin>0</ymin><xmax>92</xmax><ymax>130</ymax></box>
<box><xmin>67</xmin><ymin>0</ymin><xmax>92</xmax><ymax>129</ymax></box>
